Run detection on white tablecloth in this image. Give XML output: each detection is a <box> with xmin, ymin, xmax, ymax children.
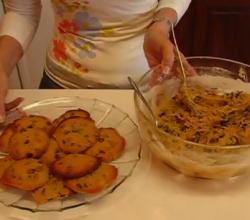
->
<box><xmin>2</xmin><ymin>89</ymin><xmax>250</xmax><ymax>220</ymax></box>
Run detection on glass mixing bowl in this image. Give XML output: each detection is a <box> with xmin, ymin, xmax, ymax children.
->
<box><xmin>134</xmin><ymin>56</ymin><xmax>250</xmax><ymax>179</ymax></box>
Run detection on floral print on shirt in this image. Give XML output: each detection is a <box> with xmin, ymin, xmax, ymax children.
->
<box><xmin>53</xmin><ymin>39</ymin><xmax>67</xmax><ymax>61</ymax></box>
<box><xmin>52</xmin><ymin>0</ymin><xmax>89</xmax><ymax>16</ymax></box>
<box><xmin>74</xmin><ymin>38</ymin><xmax>96</xmax><ymax>59</ymax></box>
<box><xmin>73</xmin><ymin>11</ymin><xmax>102</xmax><ymax>36</ymax></box>
<box><xmin>51</xmin><ymin>0</ymin><xmax>108</xmax><ymax>74</ymax></box>
<box><xmin>58</xmin><ymin>19</ymin><xmax>78</xmax><ymax>34</ymax></box>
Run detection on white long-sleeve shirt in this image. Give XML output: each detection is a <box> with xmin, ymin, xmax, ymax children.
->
<box><xmin>0</xmin><ymin>0</ymin><xmax>191</xmax><ymax>88</ymax></box>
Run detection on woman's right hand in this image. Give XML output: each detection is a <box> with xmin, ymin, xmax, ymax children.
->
<box><xmin>0</xmin><ymin>72</ymin><xmax>23</xmax><ymax>123</ymax></box>
<box><xmin>0</xmin><ymin>36</ymin><xmax>24</xmax><ymax>123</ymax></box>
<box><xmin>0</xmin><ymin>72</ymin><xmax>9</xmax><ymax>122</ymax></box>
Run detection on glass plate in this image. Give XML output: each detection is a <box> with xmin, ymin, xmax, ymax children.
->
<box><xmin>0</xmin><ymin>97</ymin><xmax>141</xmax><ymax>212</ymax></box>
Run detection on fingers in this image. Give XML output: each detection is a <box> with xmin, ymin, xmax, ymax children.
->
<box><xmin>0</xmin><ymin>97</ymin><xmax>5</xmax><ymax>123</ymax></box>
<box><xmin>145</xmin><ymin>53</ymin><xmax>160</xmax><ymax>69</ymax></box>
<box><xmin>0</xmin><ymin>97</ymin><xmax>24</xmax><ymax>124</ymax></box>
<box><xmin>5</xmin><ymin>97</ymin><xmax>24</xmax><ymax>111</ymax></box>
<box><xmin>173</xmin><ymin>49</ymin><xmax>197</xmax><ymax>76</ymax></box>
<box><xmin>0</xmin><ymin>72</ymin><xmax>8</xmax><ymax>123</ymax></box>
<box><xmin>149</xmin><ymin>65</ymin><xmax>174</xmax><ymax>87</ymax></box>
<box><xmin>144</xmin><ymin>32</ymin><xmax>196</xmax><ymax>87</ymax></box>
<box><xmin>149</xmin><ymin>66</ymin><xmax>163</xmax><ymax>87</ymax></box>
<box><xmin>149</xmin><ymin>42</ymin><xmax>175</xmax><ymax>86</ymax></box>
<box><xmin>0</xmin><ymin>87</ymin><xmax>7</xmax><ymax>123</ymax></box>
<box><xmin>179</xmin><ymin>52</ymin><xmax>197</xmax><ymax>76</ymax></box>
<box><xmin>161</xmin><ymin>42</ymin><xmax>175</xmax><ymax>71</ymax></box>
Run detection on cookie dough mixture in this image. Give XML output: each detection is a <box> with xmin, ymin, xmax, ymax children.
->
<box><xmin>154</xmin><ymin>82</ymin><xmax>250</xmax><ymax>146</ymax></box>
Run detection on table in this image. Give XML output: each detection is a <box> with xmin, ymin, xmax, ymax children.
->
<box><xmin>2</xmin><ymin>89</ymin><xmax>250</xmax><ymax>220</ymax></box>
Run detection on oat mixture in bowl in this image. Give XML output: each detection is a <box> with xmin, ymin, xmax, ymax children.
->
<box><xmin>134</xmin><ymin>56</ymin><xmax>250</xmax><ymax>179</ymax></box>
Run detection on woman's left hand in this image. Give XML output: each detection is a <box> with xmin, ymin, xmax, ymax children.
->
<box><xmin>144</xmin><ymin>21</ymin><xmax>174</xmax><ymax>85</ymax></box>
<box><xmin>143</xmin><ymin>21</ymin><xmax>195</xmax><ymax>86</ymax></box>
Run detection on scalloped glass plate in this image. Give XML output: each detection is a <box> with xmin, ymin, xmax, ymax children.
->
<box><xmin>0</xmin><ymin>97</ymin><xmax>141</xmax><ymax>213</ymax></box>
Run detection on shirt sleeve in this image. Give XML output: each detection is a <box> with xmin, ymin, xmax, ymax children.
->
<box><xmin>0</xmin><ymin>0</ymin><xmax>42</xmax><ymax>51</ymax></box>
<box><xmin>157</xmin><ymin>0</ymin><xmax>192</xmax><ymax>23</ymax></box>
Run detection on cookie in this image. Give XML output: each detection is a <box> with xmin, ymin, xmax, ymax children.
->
<box><xmin>9</xmin><ymin>128</ymin><xmax>49</xmax><ymax>160</ymax></box>
<box><xmin>0</xmin><ymin>124</ymin><xmax>15</xmax><ymax>153</ymax></box>
<box><xmin>52</xmin><ymin>154</ymin><xmax>99</xmax><ymax>178</ymax></box>
<box><xmin>40</xmin><ymin>137</ymin><xmax>65</xmax><ymax>166</ymax></box>
<box><xmin>66</xmin><ymin>163</ymin><xmax>118</xmax><ymax>194</ymax></box>
<box><xmin>53</xmin><ymin>109</ymin><xmax>90</xmax><ymax>129</ymax></box>
<box><xmin>14</xmin><ymin>115</ymin><xmax>52</xmax><ymax>134</ymax></box>
<box><xmin>1</xmin><ymin>159</ymin><xmax>49</xmax><ymax>191</ymax></box>
<box><xmin>85</xmin><ymin>128</ymin><xmax>125</xmax><ymax>162</ymax></box>
<box><xmin>0</xmin><ymin>157</ymin><xmax>14</xmax><ymax>178</ymax></box>
<box><xmin>32</xmin><ymin>176</ymin><xmax>72</xmax><ymax>204</ymax></box>
<box><xmin>53</xmin><ymin>117</ymin><xmax>98</xmax><ymax>153</ymax></box>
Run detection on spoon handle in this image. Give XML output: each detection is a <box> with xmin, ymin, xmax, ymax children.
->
<box><xmin>170</xmin><ymin>23</ymin><xmax>187</xmax><ymax>85</ymax></box>
<box><xmin>170</xmin><ymin>23</ymin><xmax>198</xmax><ymax>112</ymax></box>
<box><xmin>128</xmin><ymin>76</ymin><xmax>157</xmax><ymax>121</ymax></box>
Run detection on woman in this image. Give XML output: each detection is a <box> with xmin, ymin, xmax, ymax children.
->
<box><xmin>0</xmin><ymin>0</ymin><xmax>192</xmax><ymax>122</ymax></box>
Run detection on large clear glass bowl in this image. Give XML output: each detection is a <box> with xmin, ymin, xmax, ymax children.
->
<box><xmin>134</xmin><ymin>56</ymin><xmax>250</xmax><ymax>179</ymax></box>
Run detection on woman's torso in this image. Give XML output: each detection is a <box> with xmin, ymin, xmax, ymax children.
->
<box><xmin>46</xmin><ymin>0</ymin><xmax>158</xmax><ymax>88</ymax></box>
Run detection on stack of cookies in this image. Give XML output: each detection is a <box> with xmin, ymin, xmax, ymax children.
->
<box><xmin>0</xmin><ymin>109</ymin><xmax>125</xmax><ymax>204</ymax></box>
